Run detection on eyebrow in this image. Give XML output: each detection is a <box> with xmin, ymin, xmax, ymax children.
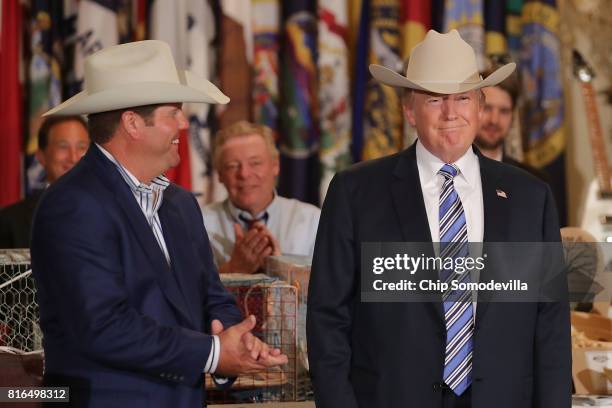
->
<box><xmin>419</xmin><ymin>91</ymin><xmax>472</xmax><ymax>98</ymax></box>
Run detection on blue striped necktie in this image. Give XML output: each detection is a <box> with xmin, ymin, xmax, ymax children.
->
<box><xmin>438</xmin><ymin>163</ymin><xmax>474</xmax><ymax>396</ymax></box>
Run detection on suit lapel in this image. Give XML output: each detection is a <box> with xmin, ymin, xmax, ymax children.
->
<box><xmin>87</xmin><ymin>147</ymin><xmax>193</xmax><ymax>324</ymax></box>
<box><xmin>479</xmin><ymin>152</ymin><xmax>509</xmax><ymax>243</ymax></box>
<box><xmin>391</xmin><ymin>145</ymin><xmax>443</xmax><ymax>322</ymax></box>
<box><xmin>476</xmin><ymin>151</ymin><xmax>510</xmax><ymax>325</ymax></box>
<box><xmin>159</xmin><ymin>195</ymin><xmax>201</xmax><ymax>328</ymax></box>
<box><xmin>391</xmin><ymin>144</ymin><xmax>433</xmax><ymax>243</ymax></box>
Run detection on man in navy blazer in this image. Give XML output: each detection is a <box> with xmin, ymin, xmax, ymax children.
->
<box><xmin>307</xmin><ymin>30</ymin><xmax>571</xmax><ymax>408</ymax></box>
<box><xmin>31</xmin><ymin>40</ymin><xmax>286</xmax><ymax>408</ymax></box>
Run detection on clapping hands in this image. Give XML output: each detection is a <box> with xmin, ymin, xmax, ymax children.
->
<box><xmin>222</xmin><ymin>222</ymin><xmax>281</xmax><ymax>274</ymax></box>
<box><xmin>212</xmin><ymin>315</ymin><xmax>288</xmax><ymax>377</ymax></box>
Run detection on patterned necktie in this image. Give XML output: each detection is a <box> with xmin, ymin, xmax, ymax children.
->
<box><xmin>438</xmin><ymin>163</ymin><xmax>474</xmax><ymax>395</ymax></box>
<box><xmin>238</xmin><ymin>212</ymin><xmax>269</xmax><ymax>230</ymax></box>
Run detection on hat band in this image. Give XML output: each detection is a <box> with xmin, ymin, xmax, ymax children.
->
<box><xmin>409</xmin><ymin>72</ymin><xmax>482</xmax><ymax>85</ymax></box>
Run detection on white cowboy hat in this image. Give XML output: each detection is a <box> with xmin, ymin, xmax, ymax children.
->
<box><xmin>369</xmin><ymin>29</ymin><xmax>516</xmax><ymax>94</ymax></box>
<box><xmin>44</xmin><ymin>40</ymin><xmax>229</xmax><ymax>116</ymax></box>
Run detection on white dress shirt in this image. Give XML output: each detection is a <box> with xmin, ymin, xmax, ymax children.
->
<box><xmin>202</xmin><ymin>194</ymin><xmax>321</xmax><ymax>267</ymax></box>
<box><xmin>96</xmin><ymin>144</ymin><xmax>221</xmax><ymax>375</ymax></box>
<box><xmin>416</xmin><ymin>140</ymin><xmax>484</xmax><ymax>243</ymax></box>
<box><xmin>416</xmin><ymin>141</ymin><xmax>484</xmax><ymax>312</ymax></box>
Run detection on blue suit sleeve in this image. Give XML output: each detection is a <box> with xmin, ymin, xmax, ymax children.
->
<box><xmin>32</xmin><ymin>188</ymin><xmax>213</xmax><ymax>386</ymax></box>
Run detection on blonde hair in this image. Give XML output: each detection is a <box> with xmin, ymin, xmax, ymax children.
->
<box><xmin>402</xmin><ymin>88</ymin><xmax>486</xmax><ymax>107</ymax></box>
<box><xmin>213</xmin><ymin>121</ymin><xmax>279</xmax><ymax>170</ymax></box>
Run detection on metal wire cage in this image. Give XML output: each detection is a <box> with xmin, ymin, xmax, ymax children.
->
<box><xmin>0</xmin><ymin>249</ymin><xmax>42</xmax><ymax>352</ymax></box>
<box><xmin>0</xmin><ymin>251</ymin><xmax>308</xmax><ymax>402</ymax></box>
<box><xmin>206</xmin><ymin>278</ymin><xmax>299</xmax><ymax>404</ymax></box>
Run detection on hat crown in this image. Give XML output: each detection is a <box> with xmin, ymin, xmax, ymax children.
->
<box><xmin>43</xmin><ymin>39</ymin><xmax>229</xmax><ymax>116</ymax></box>
<box><xmin>368</xmin><ymin>29</ymin><xmax>515</xmax><ymax>94</ymax></box>
<box><xmin>84</xmin><ymin>40</ymin><xmax>181</xmax><ymax>94</ymax></box>
<box><xmin>405</xmin><ymin>30</ymin><xmax>480</xmax><ymax>85</ymax></box>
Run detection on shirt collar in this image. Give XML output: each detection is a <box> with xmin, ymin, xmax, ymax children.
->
<box><xmin>95</xmin><ymin>144</ymin><xmax>170</xmax><ymax>194</ymax></box>
<box><xmin>225</xmin><ymin>191</ymin><xmax>278</xmax><ymax>225</ymax></box>
<box><xmin>415</xmin><ymin>139</ymin><xmax>479</xmax><ymax>187</ymax></box>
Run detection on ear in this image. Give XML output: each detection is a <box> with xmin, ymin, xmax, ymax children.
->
<box><xmin>120</xmin><ymin>110</ymin><xmax>145</xmax><ymax>140</ymax></box>
<box><xmin>478</xmin><ymin>104</ymin><xmax>484</xmax><ymax>121</ymax></box>
<box><xmin>272</xmin><ymin>157</ymin><xmax>280</xmax><ymax>178</ymax></box>
<box><xmin>403</xmin><ymin>102</ymin><xmax>417</xmax><ymax>127</ymax></box>
<box><xmin>218</xmin><ymin>167</ymin><xmax>227</xmax><ymax>185</ymax></box>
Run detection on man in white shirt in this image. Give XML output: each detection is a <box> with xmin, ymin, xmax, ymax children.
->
<box><xmin>203</xmin><ymin>121</ymin><xmax>320</xmax><ymax>274</ymax></box>
<box><xmin>307</xmin><ymin>30</ymin><xmax>570</xmax><ymax>408</ymax></box>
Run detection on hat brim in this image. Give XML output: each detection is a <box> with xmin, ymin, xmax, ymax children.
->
<box><xmin>369</xmin><ymin>62</ymin><xmax>516</xmax><ymax>94</ymax></box>
<box><xmin>44</xmin><ymin>69</ymin><xmax>229</xmax><ymax>116</ymax></box>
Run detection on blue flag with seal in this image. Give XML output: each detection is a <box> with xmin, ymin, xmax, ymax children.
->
<box><xmin>520</xmin><ymin>0</ymin><xmax>567</xmax><ymax>225</ymax></box>
<box><xmin>278</xmin><ymin>0</ymin><xmax>320</xmax><ymax>204</ymax></box>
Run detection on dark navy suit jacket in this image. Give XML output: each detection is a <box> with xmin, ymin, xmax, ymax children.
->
<box><xmin>0</xmin><ymin>189</ymin><xmax>43</xmax><ymax>248</ymax></box>
<box><xmin>307</xmin><ymin>143</ymin><xmax>571</xmax><ymax>408</ymax></box>
<box><xmin>31</xmin><ymin>146</ymin><xmax>242</xmax><ymax>407</ymax></box>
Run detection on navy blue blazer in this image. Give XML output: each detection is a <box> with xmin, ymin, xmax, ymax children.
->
<box><xmin>0</xmin><ymin>189</ymin><xmax>42</xmax><ymax>248</ymax></box>
<box><xmin>31</xmin><ymin>146</ymin><xmax>242</xmax><ymax>407</ymax></box>
<box><xmin>307</xmin><ymin>144</ymin><xmax>571</xmax><ymax>408</ymax></box>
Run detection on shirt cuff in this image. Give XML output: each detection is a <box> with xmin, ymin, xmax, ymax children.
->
<box><xmin>204</xmin><ymin>335</ymin><xmax>229</xmax><ymax>384</ymax></box>
<box><xmin>203</xmin><ymin>335</ymin><xmax>221</xmax><ymax>373</ymax></box>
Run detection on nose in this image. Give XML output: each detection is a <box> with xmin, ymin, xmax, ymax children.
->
<box><xmin>176</xmin><ymin>109</ymin><xmax>189</xmax><ymax>130</ymax></box>
<box><xmin>489</xmin><ymin>108</ymin><xmax>500</xmax><ymax>124</ymax></box>
<box><xmin>441</xmin><ymin>98</ymin><xmax>458</xmax><ymax>119</ymax></box>
<box><xmin>237</xmin><ymin>163</ymin><xmax>251</xmax><ymax>179</ymax></box>
<box><xmin>67</xmin><ymin>147</ymin><xmax>79</xmax><ymax>164</ymax></box>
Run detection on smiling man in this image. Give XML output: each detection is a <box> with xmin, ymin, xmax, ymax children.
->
<box><xmin>30</xmin><ymin>41</ymin><xmax>287</xmax><ymax>408</ymax></box>
<box><xmin>0</xmin><ymin>115</ymin><xmax>89</xmax><ymax>248</ymax></box>
<box><xmin>307</xmin><ymin>30</ymin><xmax>570</xmax><ymax>408</ymax></box>
<box><xmin>203</xmin><ymin>121</ymin><xmax>320</xmax><ymax>274</ymax></box>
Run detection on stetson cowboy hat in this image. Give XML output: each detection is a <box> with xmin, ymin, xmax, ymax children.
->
<box><xmin>44</xmin><ymin>40</ymin><xmax>229</xmax><ymax>116</ymax></box>
<box><xmin>369</xmin><ymin>29</ymin><xmax>515</xmax><ymax>94</ymax></box>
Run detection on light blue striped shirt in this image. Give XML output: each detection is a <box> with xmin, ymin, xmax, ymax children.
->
<box><xmin>96</xmin><ymin>144</ymin><xmax>221</xmax><ymax>374</ymax></box>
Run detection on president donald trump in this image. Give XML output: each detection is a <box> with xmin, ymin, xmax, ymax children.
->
<box><xmin>307</xmin><ymin>30</ymin><xmax>571</xmax><ymax>408</ymax></box>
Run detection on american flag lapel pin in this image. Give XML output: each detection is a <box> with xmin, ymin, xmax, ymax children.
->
<box><xmin>496</xmin><ymin>189</ymin><xmax>508</xmax><ymax>199</ymax></box>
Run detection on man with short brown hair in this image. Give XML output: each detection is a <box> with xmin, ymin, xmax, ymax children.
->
<box><xmin>31</xmin><ymin>41</ymin><xmax>286</xmax><ymax>408</ymax></box>
<box><xmin>0</xmin><ymin>115</ymin><xmax>89</xmax><ymax>248</ymax></box>
<box><xmin>475</xmin><ymin>68</ymin><xmax>548</xmax><ymax>183</ymax></box>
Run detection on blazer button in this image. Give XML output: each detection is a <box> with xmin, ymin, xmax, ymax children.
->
<box><xmin>432</xmin><ymin>382</ymin><xmax>449</xmax><ymax>392</ymax></box>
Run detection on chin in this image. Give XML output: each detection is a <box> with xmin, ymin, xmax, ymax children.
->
<box><xmin>476</xmin><ymin>137</ymin><xmax>503</xmax><ymax>150</ymax></box>
<box><xmin>168</xmin><ymin>155</ymin><xmax>181</xmax><ymax>168</ymax></box>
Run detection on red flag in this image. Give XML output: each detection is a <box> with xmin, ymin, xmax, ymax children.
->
<box><xmin>134</xmin><ymin>0</ymin><xmax>147</xmax><ymax>41</ymax></box>
<box><xmin>163</xmin><ymin>130</ymin><xmax>192</xmax><ymax>190</ymax></box>
<box><xmin>401</xmin><ymin>0</ymin><xmax>431</xmax><ymax>59</ymax></box>
<box><xmin>0</xmin><ymin>0</ymin><xmax>23</xmax><ymax>207</ymax></box>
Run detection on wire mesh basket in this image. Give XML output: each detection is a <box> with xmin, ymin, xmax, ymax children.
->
<box><xmin>0</xmin><ymin>249</ymin><xmax>42</xmax><ymax>352</ymax></box>
<box><xmin>207</xmin><ymin>276</ymin><xmax>299</xmax><ymax>404</ymax></box>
